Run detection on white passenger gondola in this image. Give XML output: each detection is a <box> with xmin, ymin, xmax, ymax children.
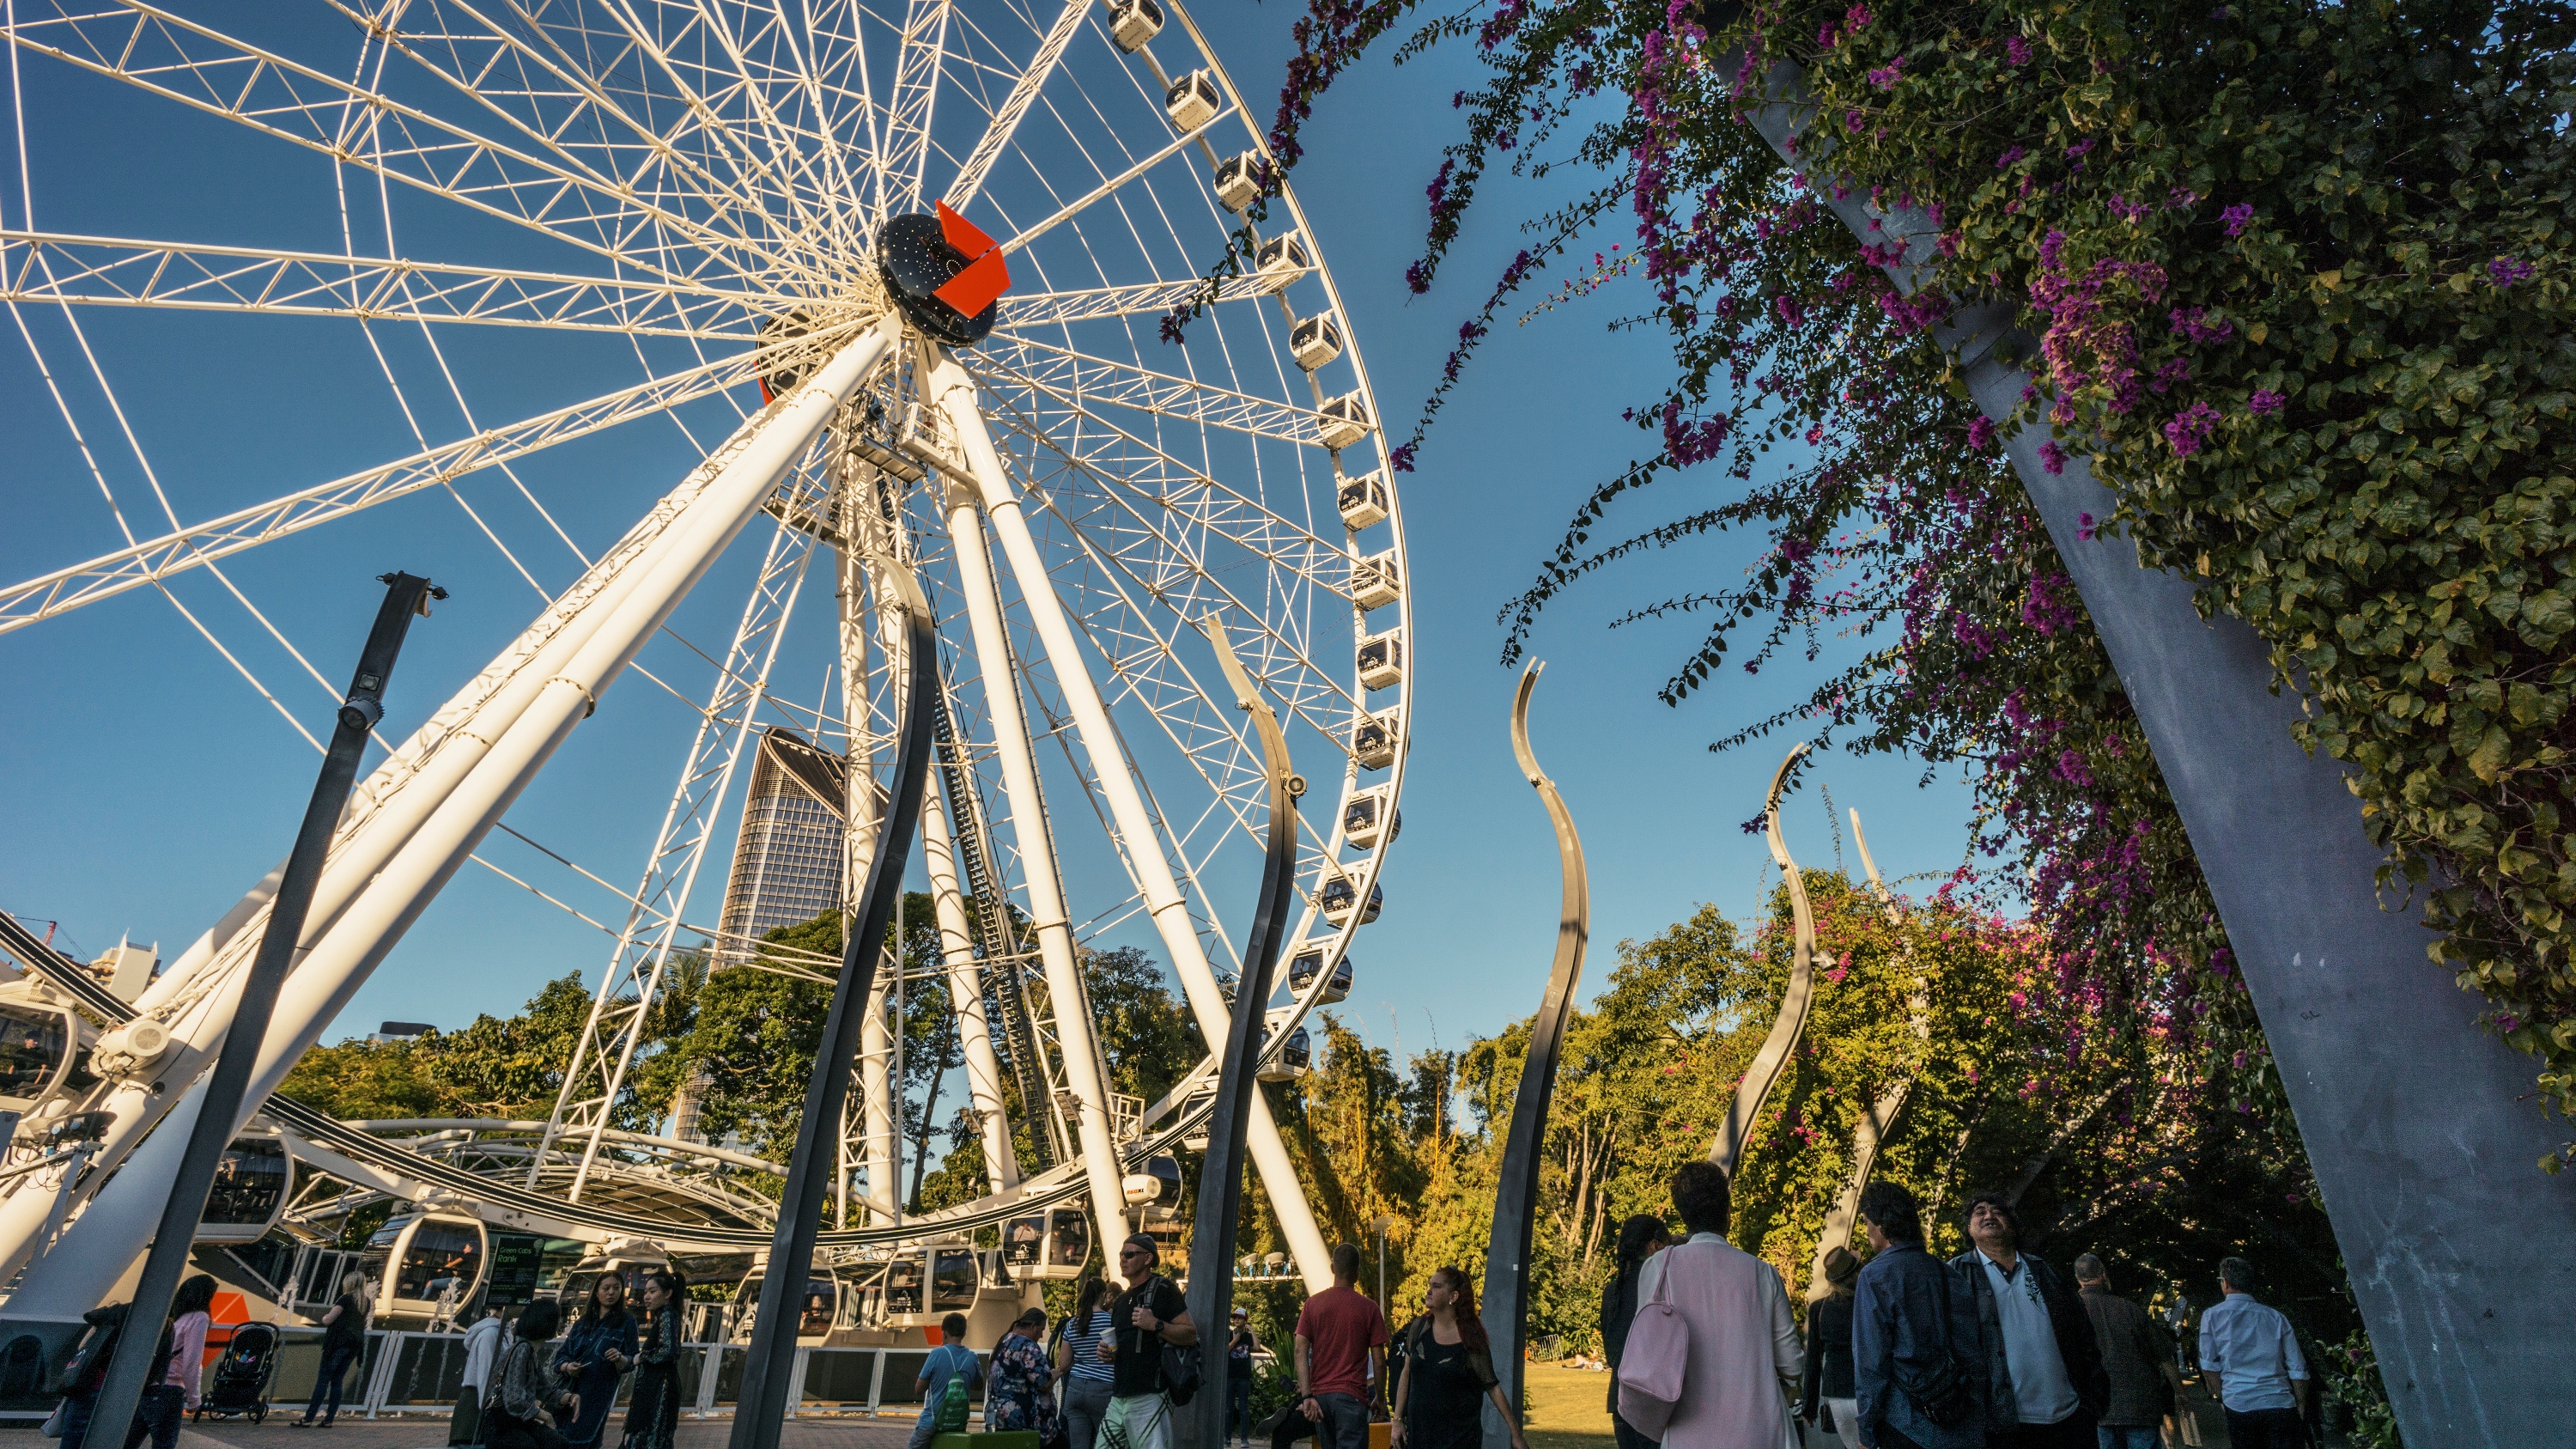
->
<box><xmin>1337</xmin><ymin>470</ymin><xmax>1388</xmax><ymax>531</ymax></box>
<box><xmin>1258</xmin><ymin>1010</ymin><xmax>1312</xmax><ymax>1082</ymax></box>
<box><xmin>1288</xmin><ymin>947</ymin><xmax>1352</xmax><ymax>1004</ymax></box>
<box><xmin>1356</xmin><ymin>630</ymin><xmax>1402</xmax><ymax>691</ymax></box>
<box><xmin>729</xmin><ymin>1263</ymin><xmax>847</xmax><ymax>1345</ymax></box>
<box><xmin>1000</xmin><ymin>1207</ymin><xmax>1093</xmax><ymax>1281</ymax></box>
<box><xmin>359</xmin><ymin>1213</ymin><xmax>489</xmax><ymax>1326</ymax></box>
<box><xmin>1163</xmin><ymin>70</ymin><xmax>1220</xmax><ymax>131</ymax></box>
<box><xmin>1319</xmin><ymin>873</ymin><xmax>1382</xmax><ymax>926</ymax></box>
<box><xmin>1351</xmin><ymin>709</ymin><xmax>1399</xmax><ymax>770</ymax></box>
<box><xmin>0</xmin><ymin>994</ymin><xmax>82</xmax><ymax>1114</ymax></box>
<box><xmin>1255</xmin><ymin>234</ymin><xmax>1309</xmax><ymax>292</ymax></box>
<box><xmin>1104</xmin><ymin>0</ymin><xmax>1163</xmax><ymax>52</ymax></box>
<box><xmin>1316</xmin><ymin>392</ymin><xmax>1371</xmax><ymax>450</ymax></box>
<box><xmin>1180</xmin><ymin>1077</ymin><xmax>1219</xmax><ymax>1152</ymax></box>
<box><xmin>1352</xmin><ymin>551</ymin><xmax>1401</xmax><ymax>612</ymax></box>
<box><xmin>1213</xmin><ymin>152</ymin><xmax>1262</xmax><ymax>211</ymax></box>
<box><xmin>194</xmin><ymin>1135</ymin><xmax>291</xmax><ymax>1245</ymax></box>
<box><xmin>1291</xmin><ymin>314</ymin><xmax>1345</xmax><ymax>371</ymax></box>
<box><xmin>1342</xmin><ymin>786</ymin><xmax>1398</xmax><ymax>849</ymax></box>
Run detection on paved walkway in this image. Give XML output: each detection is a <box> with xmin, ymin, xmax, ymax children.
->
<box><xmin>173</xmin><ymin>1418</ymin><xmax>918</xmax><ymax>1449</ymax></box>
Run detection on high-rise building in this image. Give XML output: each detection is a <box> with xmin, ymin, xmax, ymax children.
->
<box><xmin>714</xmin><ymin>727</ymin><xmax>850</xmax><ymax>962</ymax></box>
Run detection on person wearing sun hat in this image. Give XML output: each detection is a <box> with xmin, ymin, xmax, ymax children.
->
<box><xmin>1803</xmin><ymin>1246</ymin><xmax>1868</xmax><ymax>1448</ymax></box>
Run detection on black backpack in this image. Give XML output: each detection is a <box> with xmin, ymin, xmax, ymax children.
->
<box><xmin>1146</xmin><ymin>1280</ymin><xmax>1202</xmax><ymax>1406</ymax></box>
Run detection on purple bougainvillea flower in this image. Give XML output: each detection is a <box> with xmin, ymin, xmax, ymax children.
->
<box><xmin>1996</xmin><ymin>145</ymin><xmax>2026</xmax><ymax>168</ymax></box>
<box><xmin>2168</xmin><ymin>186</ymin><xmax>2200</xmax><ymax>209</ymax></box>
<box><xmin>2249</xmin><ymin>389</ymin><xmax>2287</xmax><ymax>417</ymax></box>
<box><xmin>1818</xmin><ymin>20</ymin><xmax>1840</xmax><ymax>46</ymax></box>
<box><xmin>2163</xmin><ymin>401</ymin><xmax>2222</xmax><ymax>457</ymax></box>
<box><xmin>2040</xmin><ymin>440</ymin><xmax>2068</xmax><ymax>474</ymax></box>
<box><xmin>2489</xmin><ymin>255</ymin><xmax>2537</xmax><ymax>287</ymax></box>
<box><xmin>2221</xmin><ymin>204</ymin><xmax>2255</xmax><ymax>236</ymax></box>
<box><xmin>2005</xmin><ymin>34</ymin><xmax>2031</xmax><ymax>64</ymax></box>
<box><xmin>1969</xmin><ymin>415</ymin><xmax>1999</xmax><ymax>449</ymax></box>
<box><xmin>2064</xmin><ymin>137</ymin><xmax>2095</xmax><ymax>159</ymax></box>
<box><xmin>1867</xmin><ymin>57</ymin><xmax>1903</xmax><ymax>88</ymax></box>
<box><xmin>1844</xmin><ymin>2</ymin><xmax>1874</xmax><ymax>28</ymax></box>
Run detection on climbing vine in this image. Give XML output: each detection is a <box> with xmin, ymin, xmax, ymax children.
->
<box><xmin>1243</xmin><ymin>0</ymin><xmax>2576</xmax><ymax>1166</ymax></box>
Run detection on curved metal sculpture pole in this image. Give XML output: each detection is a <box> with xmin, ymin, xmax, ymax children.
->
<box><xmin>1804</xmin><ymin>809</ymin><xmax>1928</xmax><ymax>1300</ymax></box>
<box><xmin>1727</xmin><ymin>55</ymin><xmax>2576</xmax><ymax>1441</ymax></box>
<box><xmin>1183</xmin><ymin>616</ymin><xmax>1301</xmax><ymax>1449</ymax></box>
<box><xmin>1480</xmin><ymin>662</ymin><xmax>1589</xmax><ymax>1449</ymax></box>
<box><xmin>1711</xmin><ymin>745</ymin><xmax>1818</xmax><ymax>1173</ymax></box>
<box><xmin>730</xmin><ymin>557</ymin><xmax>937</xmax><ymax>1449</ymax></box>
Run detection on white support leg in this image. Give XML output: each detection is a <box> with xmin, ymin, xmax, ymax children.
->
<box><xmin>934</xmin><ymin>472</ymin><xmax>1130</xmax><ymax>1253</ymax></box>
<box><xmin>920</xmin><ymin>786</ymin><xmax>1020</xmax><ymax>1193</ymax></box>
<box><xmin>928</xmin><ymin>354</ymin><xmax>1336</xmax><ymax>1291</ymax></box>
<box><xmin>5</xmin><ymin>322</ymin><xmax>901</xmax><ymax>1312</ymax></box>
<box><xmin>861</xmin><ymin>982</ymin><xmax>899</xmax><ymax>1224</ymax></box>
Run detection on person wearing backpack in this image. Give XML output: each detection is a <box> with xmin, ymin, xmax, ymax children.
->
<box><xmin>1093</xmin><ymin>1233</ymin><xmax>1194</xmax><ymax>1449</ymax></box>
<box><xmin>910</xmin><ymin>1313</ymin><xmax>984</xmax><ymax>1449</ymax></box>
<box><xmin>1851</xmin><ymin>1183</ymin><xmax>1984</xmax><ymax>1449</ymax></box>
<box><xmin>52</xmin><ymin>1303</ymin><xmax>178</xmax><ymax>1449</ymax></box>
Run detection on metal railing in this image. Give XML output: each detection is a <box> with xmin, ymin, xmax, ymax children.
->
<box><xmin>259</xmin><ymin>1328</ymin><xmax>993</xmax><ymax>1422</ymax></box>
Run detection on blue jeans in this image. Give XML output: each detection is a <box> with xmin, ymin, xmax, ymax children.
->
<box><xmin>302</xmin><ymin>1342</ymin><xmax>362</xmax><ymax>1424</ymax></box>
<box><xmin>56</xmin><ymin>1386</ymin><xmax>181</xmax><ymax>1449</ymax></box>
<box><xmin>2096</xmin><ymin>1428</ymin><xmax>2160</xmax><ymax>1449</ymax></box>
<box><xmin>1227</xmin><ymin>1376</ymin><xmax>1251</xmax><ymax>1440</ymax></box>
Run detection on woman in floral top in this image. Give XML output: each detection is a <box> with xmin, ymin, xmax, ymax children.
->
<box><xmin>984</xmin><ymin>1309</ymin><xmax>1059</xmax><ymax>1440</ymax></box>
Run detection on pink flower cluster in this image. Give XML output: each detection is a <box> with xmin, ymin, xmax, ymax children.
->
<box><xmin>2163</xmin><ymin>401</ymin><xmax>2221</xmax><ymax>457</ymax></box>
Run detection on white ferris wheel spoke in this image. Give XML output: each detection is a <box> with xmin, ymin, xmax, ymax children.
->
<box><xmin>6</xmin><ymin>3</ymin><xmax>804</xmax><ymax>289</ymax></box>
<box><xmin>995</xmin><ymin>271</ymin><xmax>1295</xmax><ymax>329</ymax></box>
<box><xmin>873</xmin><ymin>0</ymin><xmax>951</xmax><ymax>223</ymax></box>
<box><xmin>0</xmin><ymin>230</ymin><xmax>781</xmax><ymax>335</ymax></box>
<box><xmin>975</xmin><ymin>333</ymin><xmax>1340</xmax><ymax>447</ymax></box>
<box><xmin>939</xmin><ymin>0</ymin><xmax>1084</xmax><ymax>211</ymax></box>
<box><xmin>0</xmin><ymin>338</ymin><xmax>805</xmax><ymax>633</ymax></box>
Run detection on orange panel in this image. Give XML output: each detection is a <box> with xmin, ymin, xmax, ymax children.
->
<box><xmin>935</xmin><ymin>248</ymin><xmax>1012</xmax><ymax>318</ymax></box>
<box><xmin>935</xmin><ymin>202</ymin><xmax>996</xmax><ymax>260</ymax></box>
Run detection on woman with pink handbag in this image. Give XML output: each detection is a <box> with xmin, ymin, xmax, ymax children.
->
<box><xmin>1616</xmin><ymin>1164</ymin><xmax>1805</xmax><ymax>1449</ymax></box>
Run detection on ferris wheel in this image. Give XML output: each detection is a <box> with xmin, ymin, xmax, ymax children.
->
<box><xmin>0</xmin><ymin>0</ymin><xmax>1408</xmax><ymax>1317</ymax></box>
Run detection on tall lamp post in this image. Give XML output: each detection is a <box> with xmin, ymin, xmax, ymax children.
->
<box><xmin>1370</xmin><ymin>1215</ymin><xmax>1394</xmax><ymax>1320</ymax></box>
<box><xmin>87</xmin><ymin>573</ymin><xmax>442</xmax><ymax>1449</ymax></box>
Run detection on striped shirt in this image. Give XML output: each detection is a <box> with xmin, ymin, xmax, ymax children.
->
<box><xmin>1060</xmin><ymin>1309</ymin><xmax>1115</xmax><ymax>1385</ymax></box>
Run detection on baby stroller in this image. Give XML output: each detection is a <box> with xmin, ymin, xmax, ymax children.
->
<box><xmin>195</xmin><ymin>1323</ymin><xmax>278</xmax><ymax>1424</ymax></box>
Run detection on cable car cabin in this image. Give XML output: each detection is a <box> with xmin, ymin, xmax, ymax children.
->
<box><xmin>1163</xmin><ymin>70</ymin><xmax>1220</xmax><ymax>132</ymax></box>
<box><xmin>0</xmin><ymin>995</ymin><xmax>82</xmax><ymax>1112</ymax></box>
<box><xmin>1104</xmin><ymin>0</ymin><xmax>1163</xmax><ymax>52</ymax></box>
<box><xmin>1291</xmin><ymin>314</ymin><xmax>1344</xmax><ymax>372</ymax></box>
<box><xmin>1000</xmin><ymin>1207</ymin><xmax>1093</xmax><ymax>1281</ymax></box>
<box><xmin>359</xmin><ymin>1214</ymin><xmax>488</xmax><ymax>1327</ymax></box>
<box><xmin>1351</xmin><ymin>709</ymin><xmax>1399</xmax><ymax>770</ymax></box>
<box><xmin>1342</xmin><ymin>786</ymin><xmax>1397</xmax><ymax>850</ymax></box>
<box><xmin>1213</xmin><ymin>152</ymin><xmax>1262</xmax><ymax>212</ymax></box>
<box><xmin>194</xmin><ymin>1136</ymin><xmax>290</xmax><ymax>1245</ymax></box>
<box><xmin>1355</xmin><ymin>630</ymin><xmax>1401</xmax><ymax>692</ymax></box>
<box><xmin>1121</xmin><ymin>1154</ymin><xmax>1182</xmax><ymax>1209</ymax></box>
<box><xmin>1319</xmin><ymin>874</ymin><xmax>1382</xmax><ymax>927</ymax></box>
<box><xmin>728</xmin><ymin>1267</ymin><xmax>846</xmax><ymax>1346</ymax></box>
<box><xmin>1316</xmin><ymin>393</ymin><xmax>1371</xmax><ymax>451</ymax></box>
<box><xmin>1257</xmin><ymin>1012</ymin><xmax>1312</xmax><ymax>1083</ymax></box>
<box><xmin>1337</xmin><ymin>471</ymin><xmax>1388</xmax><ymax>532</ymax></box>
<box><xmin>1255</xmin><ymin>234</ymin><xmax>1309</xmax><ymax>293</ymax></box>
<box><xmin>1288</xmin><ymin>947</ymin><xmax>1352</xmax><ymax>1005</ymax></box>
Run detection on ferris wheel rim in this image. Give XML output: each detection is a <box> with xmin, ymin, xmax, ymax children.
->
<box><xmin>0</xmin><ymin>0</ymin><xmax>1413</xmax><ymax>1274</ymax></box>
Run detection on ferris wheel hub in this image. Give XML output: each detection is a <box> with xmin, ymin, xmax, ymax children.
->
<box><xmin>877</xmin><ymin>209</ymin><xmax>1008</xmax><ymax>347</ymax></box>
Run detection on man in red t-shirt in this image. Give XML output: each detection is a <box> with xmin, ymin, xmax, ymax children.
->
<box><xmin>1288</xmin><ymin>1245</ymin><xmax>1388</xmax><ymax>1449</ymax></box>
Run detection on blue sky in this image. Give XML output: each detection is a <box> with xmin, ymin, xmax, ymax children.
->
<box><xmin>0</xmin><ymin>6</ymin><xmax>1982</xmax><ymax>1070</ymax></box>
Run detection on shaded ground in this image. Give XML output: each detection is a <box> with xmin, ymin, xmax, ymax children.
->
<box><xmin>170</xmin><ymin>1417</ymin><xmax>917</xmax><ymax>1449</ymax></box>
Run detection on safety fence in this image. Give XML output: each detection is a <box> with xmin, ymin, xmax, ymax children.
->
<box><xmin>241</xmin><ymin>1328</ymin><xmax>993</xmax><ymax>1422</ymax></box>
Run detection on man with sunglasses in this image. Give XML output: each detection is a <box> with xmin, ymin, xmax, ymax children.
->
<box><xmin>1096</xmin><ymin>1234</ymin><xmax>1195</xmax><ymax>1449</ymax></box>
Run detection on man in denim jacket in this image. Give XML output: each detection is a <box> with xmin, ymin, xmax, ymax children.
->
<box><xmin>1852</xmin><ymin>1182</ymin><xmax>1984</xmax><ymax>1449</ymax></box>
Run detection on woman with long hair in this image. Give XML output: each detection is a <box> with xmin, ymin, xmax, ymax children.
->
<box><xmin>143</xmin><ymin>1273</ymin><xmax>219</xmax><ymax>1447</ymax></box>
<box><xmin>1601</xmin><ymin>1215</ymin><xmax>1672</xmax><ymax>1449</ymax></box>
<box><xmin>489</xmin><ymin>1300</ymin><xmax>575</xmax><ymax>1449</ymax></box>
<box><xmin>1053</xmin><ymin>1277</ymin><xmax>1115</xmax><ymax>1449</ymax></box>
<box><xmin>551</xmin><ymin>1275</ymin><xmax>637</xmax><ymax>1449</ymax></box>
<box><xmin>1799</xmin><ymin>1248</ymin><xmax>1864</xmax><ymax>1449</ymax></box>
<box><xmin>987</xmin><ymin>1308</ymin><xmax>1060</xmax><ymax>1440</ymax></box>
<box><xmin>1391</xmin><ymin>1268</ymin><xmax>1526</xmax><ymax>1449</ymax></box>
<box><xmin>295</xmin><ymin>1269</ymin><xmax>372</xmax><ymax>1428</ymax></box>
<box><xmin>619</xmin><ymin>1272</ymin><xmax>686</xmax><ymax>1449</ymax></box>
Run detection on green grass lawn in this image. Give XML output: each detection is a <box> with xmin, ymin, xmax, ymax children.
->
<box><xmin>1521</xmin><ymin>1365</ymin><xmax>1617</xmax><ymax>1449</ymax></box>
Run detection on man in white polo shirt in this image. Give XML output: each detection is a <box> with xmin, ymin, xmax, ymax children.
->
<box><xmin>1945</xmin><ymin>1193</ymin><xmax>2105</xmax><ymax>1447</ymax></box>
<box><xmin>2196</xmin><ymin>1258</ymin><xmax>2311</xmax><ymax>1448</ymax></box>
